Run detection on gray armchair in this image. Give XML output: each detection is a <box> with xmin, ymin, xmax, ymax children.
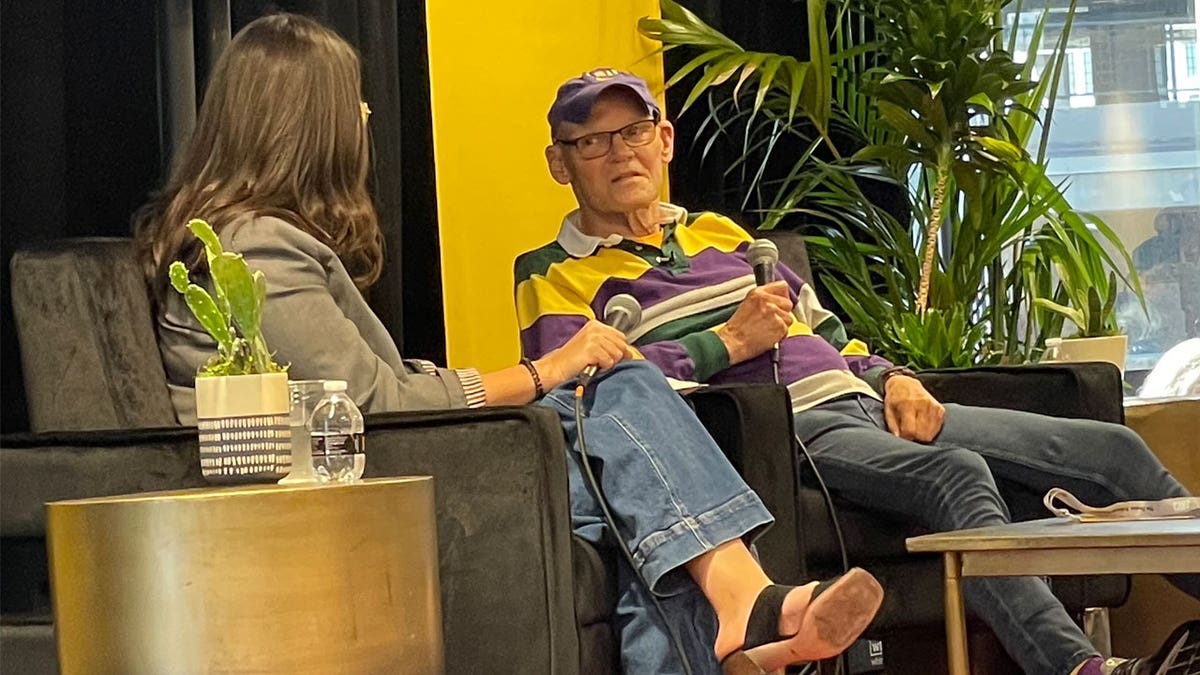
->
<box><xmin>753</xmin><ymin>228</ymin><xmax>1129</xmax><ymax>664</ymax></box>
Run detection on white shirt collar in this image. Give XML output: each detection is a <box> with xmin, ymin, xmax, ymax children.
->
<box><xmin>556</xmin><ymin>203</ymin><xmax>688</xmax><ymax>258</ymax></box>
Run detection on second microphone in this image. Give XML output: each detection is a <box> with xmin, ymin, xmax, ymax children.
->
<box><xmin>578</xmin><ymin>293</ymin><xmax>643</xmax><ymax>387</ymax></box>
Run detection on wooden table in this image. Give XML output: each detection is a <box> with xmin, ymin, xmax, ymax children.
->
<box><xmin>47</xmin><ymin>477</ymin><xmax>442</xmax><ymax>675</ymax></box>
<box><xmin>907</xmin><ymin>517</ymin><xmax>1200</xmax><ymax>675</ymax></box>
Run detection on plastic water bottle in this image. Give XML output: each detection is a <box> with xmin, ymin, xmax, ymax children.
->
<box><xmin>307</xmin><ymin>380</ymin><xmax>365</xmax><ymax>482</ymax></box>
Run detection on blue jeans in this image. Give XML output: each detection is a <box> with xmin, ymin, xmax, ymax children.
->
<box><xmin>538</xmin><ymin>361</ymin><xmax>774</xmax><ymax>675</ymax></box>
<box><xmin>794</xmin><ymin>394</ymin><xmax>1196</xmax><ymax>675</ymax></box>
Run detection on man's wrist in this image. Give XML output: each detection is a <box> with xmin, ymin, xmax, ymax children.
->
<box><xmin>881</xmin><ymin>366</ymin><xmax>918</xmax><ymax>393</ymax></box>
<box><xmin>715</xmin><ymin>326</ymin><xmax>745</xmax><ymax>364</ymax></box>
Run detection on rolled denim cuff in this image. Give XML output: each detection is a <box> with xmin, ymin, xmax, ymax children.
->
<box><xmin>633</xmin><ymin>489</ymin><xmax>774</xmax><ymax>597</ymax></box>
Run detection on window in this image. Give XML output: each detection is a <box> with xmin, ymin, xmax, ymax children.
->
<box><xmin>1010</xmin><ymin>0</ymin><xmax>1200</xmax><ymax>398</ymax></box>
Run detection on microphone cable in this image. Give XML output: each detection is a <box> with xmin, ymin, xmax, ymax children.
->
<box><xmin>771</xmin><ymin>329</ymin><xmax>851</xmax><ymax>675</ymax></box>
<box><xmin>573</xmin><ymin>381</ymin><xmax>696</xmax><ymax>675</ymax></box>
<box><xmin>766</xmin><ymin>297</ymin><xmax>849</xmax><ymax>577</ymax></box>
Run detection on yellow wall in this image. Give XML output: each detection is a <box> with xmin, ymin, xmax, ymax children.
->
<box><xmin>426</xmin><ymin>1</ymin><xmax>665</xmax><ymax>370</ymax></box>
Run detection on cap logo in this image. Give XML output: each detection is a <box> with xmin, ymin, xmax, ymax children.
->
<box><xmin>585</xmin><ymin>68</ymin><xmax>622</xmax><ymax>82</ymax></box>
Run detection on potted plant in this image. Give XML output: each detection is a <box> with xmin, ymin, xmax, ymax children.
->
<box><xmin>1029</xmin><ymin>223</ymin><xmax>1129</xmax><ymax>372</ymax></box>
<box><xmin>169</xmin><ymin>219</ymin><xmax>291</xmax><ymax>483</ymax></box>
<box><xmin>639</xmin><ymin>0</ymin><xmax>1144</xmax><ymax>369</ymax></box>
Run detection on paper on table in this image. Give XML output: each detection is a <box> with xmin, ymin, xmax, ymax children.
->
<box><xmin>665</xmin><ymin>377</ymin><xmax>706</xmax><ymax>394</ymax></box>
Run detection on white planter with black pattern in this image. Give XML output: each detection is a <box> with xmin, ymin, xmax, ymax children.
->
<box><xmin>195</xmin><ymin>373</ymin><xmax>291</xmax><ymax>484</ymax></box>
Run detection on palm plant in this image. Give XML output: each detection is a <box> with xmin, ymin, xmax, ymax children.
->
<box><xmin>639</xmin><ymin>0</ymin><xmax>1143</xmax><ymax>368</ymax></box>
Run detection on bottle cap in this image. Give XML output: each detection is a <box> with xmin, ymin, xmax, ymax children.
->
<box><xmin>323</xmin><ymin>380</ymin><xmax>348</xmax><ymax>393</ymax></box>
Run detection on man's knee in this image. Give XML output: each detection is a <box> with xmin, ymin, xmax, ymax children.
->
<box><xmin>928</xmin><ymin>446</ymin><xmax>995</xmax><ymax>484</ymax></box>
<box><xmin>923</xmin><ymin>447</ymin><xmax>1009</xmax><ymax>528</ymax></box>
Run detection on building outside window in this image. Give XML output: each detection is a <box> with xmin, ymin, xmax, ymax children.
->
<box><xmin>1009</xmin><ymin>0</ymin><xmax>1200</xmax><ymax>397</ymax></box>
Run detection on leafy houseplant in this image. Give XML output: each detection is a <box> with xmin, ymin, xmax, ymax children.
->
<box><xmin>640</xmin><ymin>0</ymin><xmax>1143</xmax><ymax>369</ymax></box>
<box><xmin>1028</xmin><ymin>222</ymin><xmax>1130</xmax><ymax>371</ymax></box>
<box><xmin>172</xmin><ymin>219</ymin><xmax>291</xmax><ymax>483</ymax></box>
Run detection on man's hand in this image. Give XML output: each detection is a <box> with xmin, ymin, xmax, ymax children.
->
<box><xmin>716</xmin><ymin>281</ymin><xmax>794</xmax><ymax>365</ymax></box>
<box><xmin>883</xmin><ymin>375</ymin><xmax>945</xmax><ymax>442</ymax></box>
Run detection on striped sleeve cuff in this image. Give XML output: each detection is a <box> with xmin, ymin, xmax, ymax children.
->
<box><xmin>410</xmin><ymin>359</ymin><xmax>440</xmax><ymax>377</ymax></box>
<box><xmin>454</xmin><ymin>367</ymin><xmax>486</xmax><ymax>408</ymax></box>
<box><xmin>677</xmin><ymin>330</ymin><xmax>731</xmax><ymax>382</ymax></box>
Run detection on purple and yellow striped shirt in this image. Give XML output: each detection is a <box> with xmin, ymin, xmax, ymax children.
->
<box><xmin>514</xmin><ymin>205</ymin><xmax>892</xmax><ymax>411</ymax></box>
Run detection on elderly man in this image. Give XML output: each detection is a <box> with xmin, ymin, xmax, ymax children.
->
<box><xmin>515</xmin><ymin>68</ymin><xmax>1200</xmax><ymax>675</ymax></box>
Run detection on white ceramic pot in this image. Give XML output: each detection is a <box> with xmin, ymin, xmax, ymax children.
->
<box><xmin>195</xmin><ymin>372</ymin><xmax>291</xmax><ymax>484</ymax></box>
<box><xmin>1045</xmin><ymin>335</ymin><xmax>1128</xmax><ymax>375</ymax></box>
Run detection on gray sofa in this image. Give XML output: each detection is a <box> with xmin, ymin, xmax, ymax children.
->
<box><xmin>2</xmin><ymin>237</ymin><xmax>1129</xmax><ymax>674</ymax></box>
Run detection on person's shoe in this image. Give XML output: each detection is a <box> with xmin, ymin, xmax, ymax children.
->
<box><xmin>720</xmin><ymin>567</ymin><xmax>884</xmax><ymax>675</ymax></box>
<box><xmin>1106</xmin><ymin>620</ymin><xmax>1200</xmax><ymax>675</ymax></box>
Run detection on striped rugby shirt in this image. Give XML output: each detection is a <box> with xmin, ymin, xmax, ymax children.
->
<box><xmin>514</xmin><ymin>204</ymin><xmax>893</xmax><ymax>412</ymax></box>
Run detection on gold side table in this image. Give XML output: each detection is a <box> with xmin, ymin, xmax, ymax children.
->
<box><xmin>47</xmin><ymin>477</ymin><xmax>443</xmax><ymax>675</ymax></box>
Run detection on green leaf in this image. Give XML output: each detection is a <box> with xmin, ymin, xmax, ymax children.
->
<box><xmin>752</xmin><ymin>56</ymin><xmax>784</xmax><ymax>116</ymax></box>
<box><xmin>187</xmin><ymin>219</ymin><xmax>223</xmax><ymax>264</ymax></box>
<box><xmin>183</xmin><ymin>284</ymin><xmax>234</xmax><ymax>353</ymax></box>
<box><xmin>1034</xmin><ymin>297</ymin><xmax>1085</xmax><ymax>332</ymax></box>
<box><xmin>876</xmin><ymin>100</ymin><xmax>937</xmax><ymax>149</ymax></box>
<box><xmin>664</xmin><ymin>50</ymin><xmax>725</xmax><ymax>90</ymax></box>
<box><xmin>806</xmin><ymin>0</ymin><xmax>831</xmax><ymax>133</ymax></box>
<box><xmin>973</xmin><ymin>136</ymin><xmax>1025</xmax><ymax>163</ymax></box>
<box><xmin>169</xmin><ymin>261</ymin><xmax>191</xmax><ymax>294</ymax></box>
<box><xmin>210</xmin><ymin>252</ymin><xmax>262</xmax><ymax>345</ymax></box>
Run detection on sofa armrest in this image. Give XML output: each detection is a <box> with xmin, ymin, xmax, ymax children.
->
<box><xmin>1</xmin><ymin>405</ymin><xmax>580</xmax><ymax>675</ymax></box>
<box><xmin>917</xmin><ymin>362</ymin><xmax>1124</xmax><ymax>424</ymax></box>
<box><xmin>0</xmin><ymin>427</ymin><xmax>204</xmax><ymax>539</ymax></box>
<box><xmin>684</xmin><ymin>384</ymin><xmax>805</xmax><ymax>581</ymax></box>
<box><xmin>360</xmin><ymin>406</ymin><xmax>579</xmax><ymax>675</ymax></box>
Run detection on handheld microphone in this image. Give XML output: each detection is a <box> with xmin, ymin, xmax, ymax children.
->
<box><xmin>747</xmin><ymin>239</ymin><xmax>783</xmax><ymax>382</ymax></box>
<box><xmin>747</xmin><ymin>239</ymin><xmax>779</xmax><ymax>286</ymax></box>
<box><xmin>579</xmin><ymin>293</ymin><xmax>643</xmax><ymax>387</ymax></box>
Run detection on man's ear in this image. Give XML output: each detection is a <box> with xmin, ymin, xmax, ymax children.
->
<box><xmin>545</xmin><ymin>144</ymin><xmax>571</xmax><ymax>185</ymax></box>
<box><xmin>658</xmin><ymin>120</ymin><xmax>676</xmax><ymax>164</ymax></box>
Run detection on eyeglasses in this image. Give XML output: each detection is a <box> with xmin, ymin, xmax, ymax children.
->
<box><xmin>555</xmin><ymin>119</ymin><xmax>658</xmax><ymax>160</ymax></box>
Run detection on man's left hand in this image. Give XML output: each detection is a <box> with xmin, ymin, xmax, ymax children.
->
<box><xmin>883</xmin><ymin>375</ymin><xmax>945</xmax><ymax>442</ymax></box>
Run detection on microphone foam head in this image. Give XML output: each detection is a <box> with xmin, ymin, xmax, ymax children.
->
<box><xmin>747</xmin><ymin>239</ymin><xmax>780</xmax><ymax>268</ymax></box>
<box><xmin>603</xmin><ymin>293</ymin><xmax>643</xmax><ymax>333</ymax></box>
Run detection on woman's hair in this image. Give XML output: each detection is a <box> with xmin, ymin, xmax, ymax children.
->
<box><xmin>133</xmin><ymin>12</ymin><xmax>382</xmax><ymax>302</ymax></box>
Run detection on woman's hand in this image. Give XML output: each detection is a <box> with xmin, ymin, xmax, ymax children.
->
<box><xmin>536</xmin><ymin>320</ymin><xmax>631</xmax><ymax>389</ymax></box>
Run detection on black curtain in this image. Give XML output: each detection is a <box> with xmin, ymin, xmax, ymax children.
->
<box><xmin>1</xmin><ymin>1</ymin><xmax>161</xmax><ymax>432</ymax></box>
<box><xmin>0</xmin><ymin>0</ymin><xmax>444</xmax><ymax>432</ymax></box>
<box><xmin>665</xmin><ymin>0</ymin><xmax>814</xmax><ymax>225</ymax></box>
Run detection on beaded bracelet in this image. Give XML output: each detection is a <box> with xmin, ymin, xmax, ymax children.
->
<box><xmin>521</xmin><ymin>357</ymin><xmax>545</xmax><ymax>398</ymax></box>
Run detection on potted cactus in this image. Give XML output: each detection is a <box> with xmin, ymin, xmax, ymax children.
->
<box><xmin>170</xmin><ymin>219</ymin><xmax>290</xmax><ymax>483</ymax></box>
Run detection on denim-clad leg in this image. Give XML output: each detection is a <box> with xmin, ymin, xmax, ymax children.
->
<box><xmin>794</xmin><ymin>394</ymin><xmax>1196</xmax><ymax>675</ymax></box>
<box><xmin>538</xmin><ymin>360</ymin><xmax>774</xmax><ymax>675</ymax></box>
<box><xmin>613</xmin><ymin>560</ymin><xmax>723</xmax><ymax>674</ymax></box>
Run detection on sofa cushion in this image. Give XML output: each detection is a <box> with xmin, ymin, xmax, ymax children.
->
<box><xmin>10</xmin><ymin>239</ymin><xmax>177</xmax><ymax>431</ymax></box>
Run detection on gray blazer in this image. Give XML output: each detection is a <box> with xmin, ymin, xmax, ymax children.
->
<box><xmin>158</xmin><ymin>216</ymin><xmax>469</xmax><ymax>424</ymax></box>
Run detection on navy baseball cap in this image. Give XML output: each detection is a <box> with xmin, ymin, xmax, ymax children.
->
<box><xmin>548</xmin><ymin>68</ymin><xmax>661</xmax><ymax>137</ymax></box>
